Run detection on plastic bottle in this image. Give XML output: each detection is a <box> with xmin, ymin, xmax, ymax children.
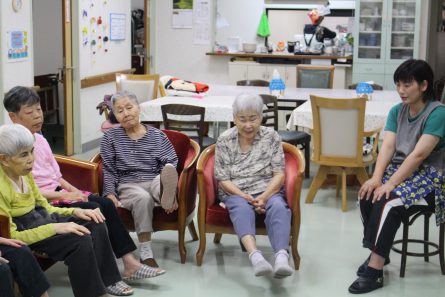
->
<box><xmin>269</xmin><ymin>69</ymin><xmax>286</xmax><ymax>98</ymax></box>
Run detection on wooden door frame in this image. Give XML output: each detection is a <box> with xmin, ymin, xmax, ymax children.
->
<box><xmin>144</xmin><ymin>0</ymin><xmax>150</xmax><ymax>74</ymax></box>
<box><xmin>62</xmin><ymin>0</ymin><xmax>74</xmax><ymax>155</ymax></box>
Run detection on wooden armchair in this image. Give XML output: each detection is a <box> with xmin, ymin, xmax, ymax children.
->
<box><xmin>91</xmin><ymin>130</ymin><xmax>200</xmax><ymax>263</ymax></box>
<box><xmin>195</xmin><ymin>143</ymin><xmax>305</xmax><ymax>269</ymax></box>
<box><xmin>305</xmin><ymin>95</ymin><xmax>381</xmax><ymax>212</ymax></box>
<box><xmin>116</xmin><ymin>73</ymin><xmax>166</xmax><ymax>103</ymax></box>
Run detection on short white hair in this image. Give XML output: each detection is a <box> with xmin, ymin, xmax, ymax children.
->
<box><xmin>0</xmin><ymin>124</ymin><xmax>34</xmax><ymax>156</ymax></box>
<box><xmin>232</xmin><ymin>93</ymin><xmax>263</xmax><ymax>118</ymax></box>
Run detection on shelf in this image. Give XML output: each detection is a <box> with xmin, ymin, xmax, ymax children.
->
<box><xmin>391</xmin><ymin>46</ymin><xmax>414</xmax><ymax>50</ymax></box>
<box><xmin>358</xmin><ymin>46</ymin><xmax>380</xmax><ymax>49</ymax></box>
<box><xmin>361</xmin><ymin>15</ymin><xmax>383</xmax><ymax>18</ymax></box>
<box><xmin>359</xmin><ymin>30</ymin><xmax>382</xmax><ymax>34</ymax></box>
<box><xmin>391</xmin><ymin>30</ymin><xmax>415</xmax><ymax>34</ymax></box>
<box><xmin>391</xmin><ymin>15</ymin><xmax>415</xmax><ymax>18</ymax></box>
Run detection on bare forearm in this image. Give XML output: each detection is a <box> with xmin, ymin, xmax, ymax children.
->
<box><xmin>387</xmin><ymin>154</ymin><xmax>425</xmax><ymax>187</ymax></box>
<box><xmin>257</xmin><ymin>173</ymin><xmax>284</xmax><ymax>202</ymax></box>
<box><xmin>40</xmin><ymin>191</ymin><xmax>64</xmax><ymax>201</ymax></box>
<box><xmin>218</xmin><ymin>180</ymin><xmax>248</xmax><ymax>198</ymax></box>
<box><xmin>59</xmin><ymin>178</ymin><xmax>78</xmax><ymax>192</ymax></box>
<box><xmin>372</xmin><ymin>147</ymin><xmax>394</xmax><ymax>180</ymax></box>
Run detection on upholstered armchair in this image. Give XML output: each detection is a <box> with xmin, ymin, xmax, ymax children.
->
<box><xmin>91</xmin><ymin>129</ymin><xmax>200</xmax><ymax>263</ymax></box>
<box><xmin>195</xmin><ymin>143</ymin><xmax>305</xmax><ymax>269</ymax></box>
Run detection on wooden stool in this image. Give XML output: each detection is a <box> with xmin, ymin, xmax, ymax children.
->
<box><xmin>391</xmin><ymin>210</ymin><xmax>445</xmax><ymax>277</ymax></box>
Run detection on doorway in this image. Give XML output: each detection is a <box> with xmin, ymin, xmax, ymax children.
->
<box><xmin>131</xmin><ymin>0</ymin><xmax>151</xmax><ymax>74</ymax></box>
<box><xmin>32</xmin><ymin>0</ymin><xmax>74</xmax><ymax>155</ymax></box>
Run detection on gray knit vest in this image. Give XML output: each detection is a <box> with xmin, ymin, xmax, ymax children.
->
<box><xmin>393</xmin><ymin>100</ymin><xmax>445</xmax><ymax>171</ymax></box>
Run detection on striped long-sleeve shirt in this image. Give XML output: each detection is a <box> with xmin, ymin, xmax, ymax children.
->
<box><xmin>100</xmin><ymin>126</ymin><xmax>178</xmax><ymax>196</ymax></box>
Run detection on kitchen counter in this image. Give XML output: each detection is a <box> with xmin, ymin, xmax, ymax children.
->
<box><xmin>206</xmin><ymin>51</ymin><xmax>352</xmax><ymax>62</ymax></box>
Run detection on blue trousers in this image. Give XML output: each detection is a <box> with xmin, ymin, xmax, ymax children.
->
<box><xmin>0</xmin><ymin>245</ymin><xmax>50</xmax><ymax>297</ymax></box>
<box><xmin>224</xmin><ymin>193</ymin><xmax>291</xmax><ymax>252</ymax></box>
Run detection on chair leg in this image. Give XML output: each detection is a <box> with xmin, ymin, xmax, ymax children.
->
<box><xmin>178</xmin><ymin>225</ymin><xmax>187</xmax><ymax>264</ymax></box>
<box><xmin>196</xmin><ymin>226</ymin><xmax>207</xmax><ymax>267</ymax></box>
<box><xmin>400</xmin><ymin>220</ymin><xmax>409</xmax><ymax>278</ymax></box>
<box><xmin>335</xmin><ymin>175</ymin><xmax>341</xmax><ymax>198</ymax></box>
<box><xmin>305</xmin><ymin>165</ymin><xmax>329</xmax><ymax>204</ymax></box>
<box><xmin>440</xmin><ymin>223</ymin><xmax>445</xmax><ymax>275</ymax></box>
<box><xmin>304</xmin><ymin>141</ymin><xmax>310</xmax><ymax>178</ymax></box>
<box><xmin>214</xmin><ymin>233</ymin><xmax>222</xmax><ymax>244</ymax></box>
<box><xmin>424</xmin><ymin>214</ymin><xmax>430</xmax><ymax>262</ymax></box>
<box><xmin>188</xmin><ymin>221</ymin><xmax>199</xmax><ymax>241</ymax></box>
<box><xmin>341</xmin><ymin>169</ymin><xmax>347</xmax><ymax>212</ymax></box>
<box><xmin>355</xmin><ymin>167</ymin><xmax>370</xmax><ymax>186</ymax></box>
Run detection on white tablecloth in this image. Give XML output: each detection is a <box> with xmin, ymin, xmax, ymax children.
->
<box><xmin>140</xmin><ymin>96</ymin><xmax>235</xmax><ymax>122</ymax></box>
<box><xmin>286</xmin><ymin>100</ymin><xmax>396</xmax><ymax>132</ymax></box>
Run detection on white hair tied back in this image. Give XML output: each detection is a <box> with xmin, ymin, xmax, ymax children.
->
<box><xmin>0</xmin><ymin>124</ymin><xmax>34</xmax><ymax>156</ymax></box>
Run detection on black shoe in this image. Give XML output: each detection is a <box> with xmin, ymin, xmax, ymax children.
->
<box><xmin>348</xmin><ymin>276</ymin><xmax>384</xmax><ymax>294</ymax></box>
<box><xmin>356</xmin><ymin>257</ymin><xmax>390</xmax><ymax>277</ymax></box>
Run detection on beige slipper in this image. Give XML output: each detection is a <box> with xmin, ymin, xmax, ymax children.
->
<box><xmin>160</xmin><ymin>164</ymin><xmax>178</xmax><ymax>210</ymax></box>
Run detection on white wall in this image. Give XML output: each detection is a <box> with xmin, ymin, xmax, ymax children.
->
<box><xmin>74</xmin><ymin>1</ymin><xmax>132</xmax><ymax>148</ymax></box>
<box><xmin>152</xmin><ymin>0</ymin><xmax>231</xmax><ymax>84</ymax></box>
<box><xmin>0</xmin><ymin>0</ymin><xmax>34</xmax><ymax>124</ymax></box>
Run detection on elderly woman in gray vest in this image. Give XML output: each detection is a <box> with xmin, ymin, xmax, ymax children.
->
<box><xmin>349</xmin><ymin>59</ymin><xmax>445</xmax><ymax>294</ymax></box>
<box><xmin>214</xmin><ymin>93</ymin><xmax>293</xmax><ymax>278</ymax></box>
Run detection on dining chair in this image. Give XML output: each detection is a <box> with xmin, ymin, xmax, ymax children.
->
<box><xmin>161</xmin><ymin>104</ymin><xmax>217</xmax><ymax>150</ymax></box>
<box><xmin>305</xmin><ymin>95</ymin><xmax>381</xmax><ymax>212</ymax></box>
<box><xmin>296</xmin><ymin>65</ymin><xmax>334</xmax><ymax>89</ymax></box>
<box><xmin>236</xmin><ymin>80</ymin><xmax>270</xmax><ymax>87</ymax></box>
<box><xmin>91</xmin><ymin>130</ymin><xmax>200</xmax><ymax>264</ymax></box>
<box><xmin>115</xmin><ymin>73</ymin><xmax>166</xmax><ymax>103</ymax></box>
<box><xmin>260</xmin><ymin>94</ymin><xmax>311</xmax><ymax>178</ymax></box>
<box><xmin>348</xmin><ymin>83</ymin><xmax>383</xmax><ymax>91</ymax></box>
<box><xmin>195</xmin><ymin>143</ymin><xmax>305</xmax><ymax>269</ymax></box>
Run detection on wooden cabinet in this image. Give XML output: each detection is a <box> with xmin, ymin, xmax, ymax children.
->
<box><xmin>228</xmin><ymin>62</ymin><xmax>297</xmax><ymax>87</ymax></box>
<box><xmin>353</xmin><ymin>0</ymin><xmax>421</xmax><ymax>90</ymax></box>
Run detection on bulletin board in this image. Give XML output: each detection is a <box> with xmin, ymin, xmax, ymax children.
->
<box><xmin>79</xmin><ymin>0</ymin><xmax>131</xmax><ymax>78</ymax></box>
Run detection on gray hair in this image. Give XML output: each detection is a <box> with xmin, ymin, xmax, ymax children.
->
<box><xmin>0</xmin><ymin>124</ymin><xmax>34</xmax><ymax>156</ymax></box>
<box><xmin>232</xmin><ymin>93</ymin><xmax>263</xmax><ymax>117</ymax></box>
<box><xmin>111</xmin><ymin>90</ymin><xmax>139</xmax><ymax>107</ymax></box>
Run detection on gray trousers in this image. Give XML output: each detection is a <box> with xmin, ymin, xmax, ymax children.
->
<box><xmin>224</xmin><ymin>192</ymin><xmax>291</xmax><ymax>253</ymax></box>
<box><xmin>117</xmin><ymin>175</ymin><xmax>161</xmax><ymax>234</ymax></box>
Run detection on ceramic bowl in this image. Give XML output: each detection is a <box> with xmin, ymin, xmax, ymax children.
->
<box><xmin>242</xmin><ymin>43</ymin><xmax>257</xmax><ymax>53</ymax></box>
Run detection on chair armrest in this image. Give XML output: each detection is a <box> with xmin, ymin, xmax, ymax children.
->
<box><xmin>363</xmin><ymin>127</ymin><xmax>382</xmax><ymax>156</ymax></box>
<box><xmin>54</xmin><ymin>155</ymin><xmax>99</xmax><ymax>193</ymax></box>
<box><xmin>182</xmin><ymin>139</ymin><xmax>200</xmax><ymax>173</ymax></box>
<box><xmin>0</xmin><ymin>214</ymin><xmax>11</xmax><ymax>238</ymax></box>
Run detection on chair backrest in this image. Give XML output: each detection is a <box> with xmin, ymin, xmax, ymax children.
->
<box><xmin>296</xmin><ymin>65</ymin><xmax>334</xmax><ymax>89</ymax></box>
<box><xmin>310</xmin><ymin>95</ymin><xmax>367</xmax><ymax>167</ymax></box>
<box><xmin>236</xmin><ymin>80</ymin><xmax>270</xmax><ymax>87</ymax></box>
<box><xmin>259</xmin><ymin>94</ymin><xmax>278</xmax><ymax>130</ymax></box>
<box><xmin>116</xmin><ymin>73</ymin><xmax>160</xmax><ymax>103</ymax></box>
<box><xmin>161</xmin><ymin>104</ymin><xmax>206</xmax><ymax>147</ymax></box>
<box><xmin>348</xmin><ymin>83</ymin><xmax>383</xmax><ymax>91</ymax></box>
<box><xmin>0</xmin><ymin>214</ymin><xmax>10</xmax><ymax>238</ymax></box>
<box><xmin>197</xmin><ymin>142</ymin><xmax>304</xmax><ymax>210</ymax></box>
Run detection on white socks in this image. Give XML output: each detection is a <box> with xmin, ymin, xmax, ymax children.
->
<box><xmin>139</xmin><ymin>241</ymin><xmax>154</xmax><ymax>260</ymax></box>
<box><xmin>273</xmin><ymin>249</ymin><xmax>293</xmax><ymax>278</ymax></box>
<box><xmin>249</xmin><ymin>250</ymin><xmax>273</xmax><ymax>276</ymax></box>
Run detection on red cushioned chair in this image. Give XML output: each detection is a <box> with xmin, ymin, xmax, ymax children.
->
<box><xmin>195</xmin><ymin>142</ymin><xmax>305</xmax><ymax>269</ymax></box>
<box><xmin>0</xmin><ymin>155</ymin><xmax>99</xmax><ymax>271</ymax></box>
<box><xmin>91</xmin><ymin>129</ymin><xmax>200</xmax><ymax>263</ymax></box>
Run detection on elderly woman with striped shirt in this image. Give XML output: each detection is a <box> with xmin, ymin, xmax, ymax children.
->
<box><xmin>100</xmin><ymin>91</ymin><xmax>178</xmax><ymax>270</ymax></box>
